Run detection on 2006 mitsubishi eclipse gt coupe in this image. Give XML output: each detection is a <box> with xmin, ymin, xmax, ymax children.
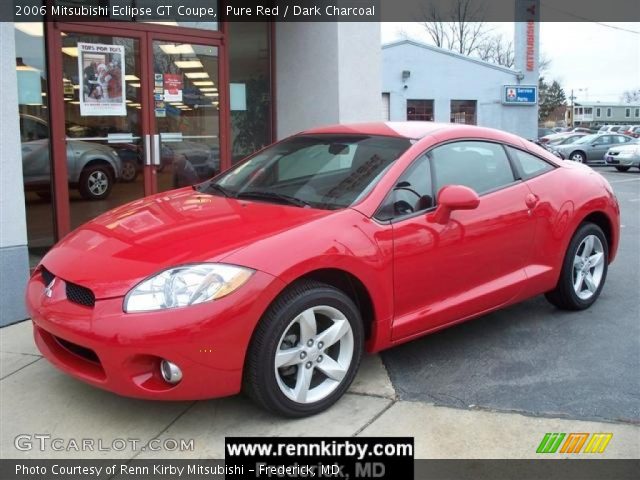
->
<box><xmin>27</xmin><ymin>122</ymin><xmax>620</xmax><ymax>417</ymax></box>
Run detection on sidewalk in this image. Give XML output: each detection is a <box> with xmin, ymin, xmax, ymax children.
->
<box><xmin>1</xmin><ymin>320</ymin><xmax>638</xmax><ymax>459</ymax></box>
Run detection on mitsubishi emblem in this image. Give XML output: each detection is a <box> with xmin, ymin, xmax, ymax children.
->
<box><xmin>44</xmin><ymin>278</ymin><xmax>56</xmax><ymax>298</ymax></box>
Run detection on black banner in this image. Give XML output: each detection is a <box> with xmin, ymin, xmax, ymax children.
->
<box><xmin>2</xmin><ymin>0</ymin><xmax>640</xmax><ymax>22</ymax></box>
<box><xmin>0</xmin><ymin>459</ymin><xmax>639</xmax><ymax>479</ymax></box>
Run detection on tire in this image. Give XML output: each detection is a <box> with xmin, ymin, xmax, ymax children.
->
<box><xmin>244</xmin><ymin>280</ymin><xmax>364</xmax><ymax>417</ymax></box>
<box><xmin>615</xmin><ymin>166</ymin><xmax>630</xmax><ymax>172</ymax></box>
<box><xmin>78</xmin><ymin>164</ymin><xmax>113</xmax><ymax>200</ymax></box>
<box><xmin>545</xmin><ymin>222</ymin><xmax>609</xmax><ymax>310</ymax></box>
<box><xmin>120</xmin><ymin>159</ymin><xmax>138</xmax><ymax>182</ymax></box>
<box><xmin>570</xmin><ymin>151</ymin><xmax>586</xmax><ymax>163</ymax></box>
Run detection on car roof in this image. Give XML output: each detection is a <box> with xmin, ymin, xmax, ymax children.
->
<box><xmin>301</xmin><ymin>121</ymin><xmax>520</xmax><ymax>141</ymax></box>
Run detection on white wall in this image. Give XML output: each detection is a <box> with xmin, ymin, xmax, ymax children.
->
<box><xmin>275</xmin><ymin>22</ymin><xmax>381</xmax><ymax>139</ymax></box>
<box><xmin>0</xmin><ymin>22</ymin><xmax>30</xmax><ymax>324</ymax></box>
<box><xmin>382</xmin><ymin>42</ymin><xmax>538</xmax><ymax>139</ymax></box>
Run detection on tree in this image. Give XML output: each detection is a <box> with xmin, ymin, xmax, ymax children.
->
<box><xmin>621</xmin><ymin>89</ymin><xmax>640</xmax><ymax>103</ymax></box>
<box><xmin>420</xmin><ymin>0</ymin><xmax>489</xmax><ymax>56</ymax></box>
<box><xmin>539</xmin><ymin>77</ymin><xmax>566</xmax><ymax>122</ymax></box>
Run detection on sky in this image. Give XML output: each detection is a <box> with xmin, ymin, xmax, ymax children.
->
<box><xmin>381</xmin><ymin>22</ymin><xmax>640</xmax><ymax>103</ymax></box>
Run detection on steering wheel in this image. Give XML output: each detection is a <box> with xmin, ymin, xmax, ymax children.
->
<box><xmin>394</xmin><ymin>186</ymin><xmax>422</xmax><ymax>199</ymax></box>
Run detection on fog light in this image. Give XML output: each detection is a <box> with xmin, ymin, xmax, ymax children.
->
<box><xmin>160</xmin><ymin>360</ymin><xmax>182</xmax><ymax>384</ymax></box>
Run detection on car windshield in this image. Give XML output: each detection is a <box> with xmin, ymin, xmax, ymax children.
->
<box><xmin>573</xmin><ymin>134</ymin><xmax>599</xmax><ymax>145</ymax></box>
<box><xmin>197</xmin><ymin>134</ymin><xmax>412</xmax><ymax>210</ymax></box>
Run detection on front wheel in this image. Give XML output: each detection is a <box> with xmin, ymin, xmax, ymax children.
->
<box><xmin>570</xmin><ymin>151</ymin><xmax>586</xmax><ymax>163</ymax></box>
<box><xmin>545</xmin><ymin>222</ymin><xmax>608</xmax><ymax>310</ymax></box>
<box><xmin>244</xmin><ymin>280</ymin><xmax>364</xmax><ymax>417</ymax></box>
<box><xmin>615</xmin><ymin>166</ymin><xmax>630</xmax><ymax>172</ymax></box>
<box><xmin>78</xmin><ymin>164</ymin><xmax>113</xmax><ymax>200</ymax></box>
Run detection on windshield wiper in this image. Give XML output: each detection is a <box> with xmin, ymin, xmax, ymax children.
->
<box><xmin>236</xmin><ymin>190</ymin><xmax>310</xmax><ymax>208</ymax></box>
<box><xmin>195</xmin><ymin>182</ymin><xmax>232</xmax><ymax>198</ymax></box>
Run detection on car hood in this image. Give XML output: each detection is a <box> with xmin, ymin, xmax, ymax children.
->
<box><xmin>41</xmin><ymin>188</ymin><xmax>331</xmax><ymax>299</ymax></box>
<box><xmin>607</xmin><ymin>143</ymin><xmax>639</xmax><ymax>153</ymax></box>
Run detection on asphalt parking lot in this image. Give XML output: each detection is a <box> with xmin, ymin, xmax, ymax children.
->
<box><xmin>382</xmin><ymin>168</ymin><xmax>640</xmax><ymax>424</ymax></box>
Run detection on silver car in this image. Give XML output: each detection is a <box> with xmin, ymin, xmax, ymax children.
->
<box><xmin>21</xmin><ymin>114</ymin><xmax>122</xmax><ymax>200</ymax></box>
<box><xmin>605</xmin><ymin>139</ymin><xmax>640</xmax><ymax>172</ymax></box>
<box><xmin>553</xmin><ymin>133</ymin><xmax>634</xmax><ymax>164</ymax></box>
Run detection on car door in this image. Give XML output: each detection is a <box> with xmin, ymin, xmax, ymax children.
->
<box><xmin>590</xmin><ymin>135</ymin><xmax>613</xmax><ymax>160</ymax></box>
<box><xmin>387</xmin><ymin>141</ymin><xmax>537</xmax><ymax>341</ymax></box>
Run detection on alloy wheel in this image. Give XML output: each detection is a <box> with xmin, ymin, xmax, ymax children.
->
<box><xmin>571</xmin><ymin>152</ymin><xmax>585</xmax><ymax>163</ymax></box>
<box><xmin>88</xmin><ymin>171</ymin><xmax>109</xmax><ymax>196</ymax></box>
<box><xmin>572</xmin><ymin>234</ymin><xmax>605</xmax><ymax>300</ymax></box>
<box><xmin>274</xmin><ymin>305</ymin><xmax>354</xmax><ymax>404</ymax></box>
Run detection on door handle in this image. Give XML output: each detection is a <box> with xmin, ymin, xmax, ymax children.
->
<box><xmin>144</xmin><ymin>134</ymin><xmax>151</xmax><ymax>166</ymax></box>
<box><xmin>525</xmin><ymin>193</ymin><xmax>539</xmax><ymax>209</ymax></box>
<box><xmin>153</xmin><ymin>134</ymin><xmax>161</xmax><ymax>166</ymax></box>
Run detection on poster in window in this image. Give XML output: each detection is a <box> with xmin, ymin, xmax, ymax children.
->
<box><xmin>163</xmin><ymin>74</ymin><xmax>183</xmax><ymax>102</ymax></box>
<box><xmin>78</xmin><ymin>42</ymin><xmax>126</xmax><ymax>116</ymax></box>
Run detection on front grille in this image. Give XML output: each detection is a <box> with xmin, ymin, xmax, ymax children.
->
<box><xmin>609</xmin><ymin>152</ymin><xmax>620</xmax><ymax>156</ymax></box>
<box><xmin>41</xmin><ymin>267</ymin><xmax>54</xmax><ymax>285</ymax></box>
<box><xmin>66</xmin><ymin>282</ymin><xmax>96</xmax><ymax>307</ymax></box>
<box><xmin>54</xmin><ymin>336</ymin><xmax>100</xmax><ymax>364</ymax></box>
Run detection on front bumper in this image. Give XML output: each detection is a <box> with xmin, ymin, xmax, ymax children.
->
<box><xmin>26</xmin><ymin>268</ymin><xmax>285</xmax><ymax>400</ymax></box>
<box><xmin>605</xmin><ymin>154</ymin><xmax>640</xmax><ymax>167</ymax></box>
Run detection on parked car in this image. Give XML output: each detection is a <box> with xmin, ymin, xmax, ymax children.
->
<box><xmin>20</xmin><ymin>114</ymin><xmax>122</xmax><ymax>200</ymax></box>
<box><xmin>619</xmin><ymin>126</ymin><xmax>640</xmax><ymax>138</ymax></box>
<box><xmin>598</xmin><ymin>125</ymin><xmax>624</xmax><ymax>134</ymax></box>
<box><xmin>538</xmin><ymin>127</ymin><xmax>555</xmax><ymax>139</ymax></box>
<box><xmin>160</xmin><ymin>141</ymin><xmax>220</xmax><ymax>181</ymax></box>
<box><xmin>553</xmin><ymin>133</ymin><xmax>634</xmax><ymax>163</ymax></box>
<box><xmin>549</xmin><ymin>133</ymin><xmax>588</xmax><ymax>146</ymax></box>
<box><xmin>571</xmin><ymin>127</ymin><xmax>595</xmax><ymax>134</ymax></box>
<box><xmin>605</xmin><ymin>139</ymin><xmax>640</xmax><ymax>171</ymax></box>
<box><xmin>539</xmin><ymin>132</ymin><xmax>587</xmax><ymax>145</ymax></box>
<box><xmin>27</xmin><ymin>122</ymin><xmax>620</xmax><ymax>417</ymax></box>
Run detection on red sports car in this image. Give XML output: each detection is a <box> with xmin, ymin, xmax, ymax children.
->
<box><xmin>26</xmin><ymin>122</ymin><xmax>620</xmax><ymax>417</ymax></box>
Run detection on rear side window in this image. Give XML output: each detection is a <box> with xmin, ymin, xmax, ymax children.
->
<box><xmin>507</xmin><ymin>147</ymin><xmax>554</xmax><ymax>178</ymax></box>
<box><xmin>430</xmin><ymin>141</ymin><xmax>515</xmax><ymax>195</ymax></box>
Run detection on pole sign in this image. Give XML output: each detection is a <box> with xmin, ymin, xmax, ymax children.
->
<box><xmin>503</xmin><ymin>85</ymin><xmax>538</xmax><ymax>105</ymax></box>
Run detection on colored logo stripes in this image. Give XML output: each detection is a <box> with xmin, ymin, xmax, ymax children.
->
<box><xmin>537</xmin><ymin>433</ymin><xmax>612</xmax><ymax>454</ymax></box>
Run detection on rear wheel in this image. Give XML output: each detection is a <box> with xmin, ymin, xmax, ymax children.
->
<box><xmin>78</xmin><ymin>164</ymin><xmax>113</xmax><ymax>200</ymax></box>
<box><xmin>545</xmin><ymin>223</ymin><xmax>608</xmax><ymax>310</ymax></box>
<box><xmin>244</xmin><ymin>280</ymin><xmax>364</xmax><ymax>417</ymax></box>
<box><xmin>120</xmin><ymin>159</ymin><xmax>138</xmax><ymax>182</ymax></box>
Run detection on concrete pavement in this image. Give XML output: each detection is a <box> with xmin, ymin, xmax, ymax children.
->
<box><xmin>1</xmin><ymin>320</ymin><xmax>638</xmax><ymax>460</ymax></box>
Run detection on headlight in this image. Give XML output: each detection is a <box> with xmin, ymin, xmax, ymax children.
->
<box><xmin>124</xmin><ymin>263</ymin><xmax>254</xmax><ymax>313</ymax></box>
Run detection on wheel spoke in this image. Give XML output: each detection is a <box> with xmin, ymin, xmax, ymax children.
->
<box><xmin>582</xmin><ymin>236</ymin><xmax>594</xmax><ymax>259</ymax></box>
<box><xmin>315</xmin><ymin>319</ymin><xmax>350</xmax><ymax>349</ymax></box>
<box><xmin>574</xmin><ymin>271</ymin><xmax>585</xmax><ymax>292</ymax></box>
<box><xmin>275</xmin><ymin>347</ymin><xmax>304</xmax><ymax>368</ymax></box>
<box><xmin>316</xmin><ymin>356</ymin><xmax>347</xmax><ymax>382</ymax></box>
<box><xmin>588</xmin><ymin>251</ymin><xmax>604</xmax><ymax>267</ymax></box>
<box><xmin>297</xmin><ymin>309</ymin><xmax>317</xmax><ymax>344</ymax></box>
<box><xmin>584</xmin><ymin>273</ymin><xmax>597</xmax><ymax>293</ymax></box>
<box><xmin>292</xmin><ymin>364</ymin><xmax>314</xmax><ymax>403</ymax></box>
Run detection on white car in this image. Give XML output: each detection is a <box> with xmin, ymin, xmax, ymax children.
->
<box><xmin>605</xmin><ymin>140</ymin><xmax>640</xmax><ymax>172</ymax></box>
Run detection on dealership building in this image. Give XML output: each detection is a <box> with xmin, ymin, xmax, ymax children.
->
<box><xmin>0</xmin><ymin>20</ymin><xmax>381</xmax><ymax>325</ymax></box>
<box><xmin>0</xmin><ymin>10</ymin><xmax>540</xmax><ymax>325</ymax></box>
<box><xmin>382</xmin><ymin>38</ymin><xmax>539</xmax><ymax>140</ymax></box>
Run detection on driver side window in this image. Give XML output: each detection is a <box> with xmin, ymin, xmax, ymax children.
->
<box><xmin>376</xmin><ymin>154</ymin><xmax>433</xmax><ymax>221</ymax></box>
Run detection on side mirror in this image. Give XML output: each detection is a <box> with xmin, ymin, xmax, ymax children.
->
<box><xmin>427</xmin><ymin>185</ymin><xmax>480</xmax><ymax>224</ymax></box>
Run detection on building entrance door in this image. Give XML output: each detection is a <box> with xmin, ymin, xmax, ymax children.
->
<box><xmin>47</xmin><ymin>23</ymin><xmax>226</xmax><ymax>237</ymax></box>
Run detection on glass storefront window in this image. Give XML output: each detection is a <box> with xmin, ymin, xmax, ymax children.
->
<box><xmin>228</xmin><ymin>22</ymin><xmax>272</xmax><ymax>164</ymax></box>
<box><xmin>15</xmin><ymin>22</ymin><xmax>54</xmax><ymax>267</ymax></box>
